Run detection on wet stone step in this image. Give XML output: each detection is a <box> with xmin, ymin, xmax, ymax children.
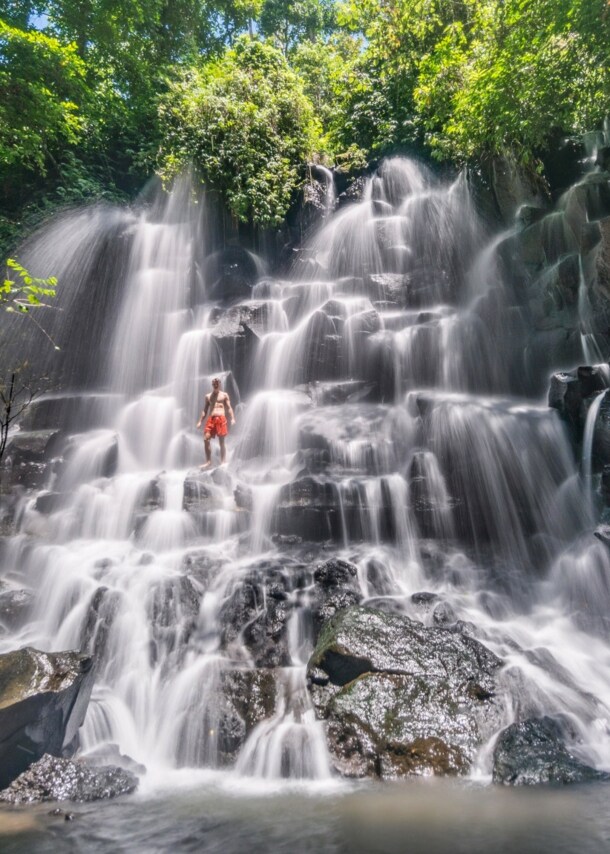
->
<box><xmin>20</xmin><ymin>394</ymin><xmax>121</xmax><ymax>431</ymax></box>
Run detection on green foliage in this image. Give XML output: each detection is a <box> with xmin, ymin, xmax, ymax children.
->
<box><xmin>158</xmin><ymin>37</ymin><xmax>321</xmax><ymax>226</ymax></box>
<box><xmin>1</xmin><ymin>0</ymin><xmax>609</xmax><ymax>240</ymax></box>
<box><xmin>414</xmin><ymin>0</ymin><xmax>610</xmax><ymax>163</ymax></box>
<box><xmin>2</xmin><ymin>258</ymin><xmax>60</xmax><ymax>350</ymax></box>
<box><xmin>2</xmin><ymin>258</ymin><xmax>58</xmax><ymax>313</ymax></box>
<box><xmin>259</xmin><ymin>0</ymin><xmax>337</xmax><ymax>54</ymax></box>
<box><xmin>0</xmin><ymin>20</ymin><xmax>86</xmax><ymax>178</ymax></box>
<box><xmin>335</xmin><ymin>0</ymin><xmax>610</xmax><ymax>165</ymax></box>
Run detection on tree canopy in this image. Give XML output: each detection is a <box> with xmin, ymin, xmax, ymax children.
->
<box><xmin>158</xmin><ymin>37</ymin><xmax>320</xmax><ymax>225</ymax></box>
<box><xmin>0</xmin><ymin>0</ymin><xmax>608</xmax><ymax>244</ymax></box>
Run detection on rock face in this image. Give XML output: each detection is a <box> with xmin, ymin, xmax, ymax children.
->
<box><xmin>310</xmin><ymin>559</ymin><xmax>362</xmax><ymax>638</ymax></box>
<box><xmin>548</xmin><ymin>365</ymin><xmax>607</xmax><ymax>438</ymax></box>
<box><xmin>215</xmin><ymin>669</ymin><xmax>278</xmax><ymax>764</ymax></box>
<box><xmin>219</xmin><ymin>563</ymin><xmax>297</xmax><ymax>667</ymax></box>
<box><xmin>0</xmin><ymin>648</ymin><xmax>94</xmax><ymax>789</ymax></box>
<box><xmin>492</xmin><ymin>717</ymin><xmax>609</xmax><ymax>786</ymax></box>
<box><xmin>0</xmin><ymin>754</ymin><xmax>137</xmax><ymax>803</ymax></box>
<box><xmin>307</xmin><ymin>606</ymin><xmax>503</xmax><ymax>779</ymax></box>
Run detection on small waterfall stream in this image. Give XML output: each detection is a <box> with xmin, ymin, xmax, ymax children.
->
<box><xmin>2</xmin><ymin>158</ymin><xmax>610</xmax><ymax>788</ymax></box>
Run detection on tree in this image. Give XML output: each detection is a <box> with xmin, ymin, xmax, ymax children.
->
<box><xmin>0</xmin><ymin>259</ymin><xmax>59</xmax><ymax>469</ymax></box>
<box><xmin>259</xmin><ymin>0</ymin><xmax>336</xmax><ymax>54</ymax></box>
<box><xmin>414</xmin><ymin>0</ymin><xmax>610</xmax><ymax>164</ymax></box>
<box><xmin>157</xmin><ymin>37</ymin><xmax>321</xmax><ymax>226</ymax></box>
<box><xmin>0</xmin><ymin>20</ymin><xmax>86</xmax><ymax>200</ymax></box>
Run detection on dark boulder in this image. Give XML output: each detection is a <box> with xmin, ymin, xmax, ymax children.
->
<box><xmin>0</xmin><ymin>648</ymin><xmax>94</xmax><ymax>789</ymax></box>
<box><xmin>307</xmin><ymin>606</ymin><xmax>503</xmax><ymax>780</ymax></box>
<box><xmin>234</xmin><ymin>482</ymin><xmax>253</xmax><ymax>511</ymax></box>
<box><xmin>311</xmin><ymin>559</ymin><xmax>362</xmax><ymax>637</ymax></box>
<box><xmin>20</xmin><ymin>394</ymin><xmax>116</xmax><ymax>432</ymax></box>
<box><xmin>80</xmin><ymin>586</ymin><xmax>122</xmax><ymax>668</ymax></box>
<box><xmin>4</xmin><ymin>430</ymin><xmax>64</xmax><ymax>465</ymax></box>
<box><xmin>216</xmin><ymin>669</ymin><xmax>278</xmax><ymax>764</ymax></box>
<box><xmin>305</xmin><ymin>380</ymin><xmax>379</xmax><ymax>407</ymax></box>
<box><xmin>219</xmin><ymin>563</ymin><xmax>298</xmax><ymax>667</ymax></box>
<box><xmin>210</xmin><ymin>323</ymin><xmax>259</xmax><ymax>393</ymax></box>
<box><xmin>492</xmin><ymin>717</ymin><xmax>609</xmax><ymax>786</ymax></box>
<box><xmin>432</xmin><ymin>601</ymin><xmax>457</xmax><ymax>627</ymax></box>
<box><xmin>204</xmin><ymin>246</ymin><xmax>261</xmax><ymax>303</ymax></box>
<box><xmin>548</xmin><ymin>365</ymin><xmax>608</xmax><ymax>439</ymax></box>
<box><xmin>593</xmin><ymin>392</ymin><xmax>610</xmax><ymax>472</ymax></box>
<box><xmin>0</xmin><ymin>589</ymin><xmax>34</xmax><ymax>632</ymax></box>
<box><xmin>0</xmin><ymin>754</ymin><xmax>137</xmax><ymax>803</ymax></box>
<box><xmin>273</xmin><ymin>476</ymin><xmax>341</xmax><ymax>542</ymax></box>
<box><xmin>81</xmin><ymin>743</ymin><xmax>146</xmax><ymax>776</ymax></box>
<box><xmin>294</xmin><ymin>310</ymin><xmax>343</xmax><ymax>385</ymax></box>
<box><xmin>182</xmin><ymin>473</ymin><xmax>216</xmax><ymax>513</ymax></box>
<box><xmin>34</xmin><ymin>492</ymin><xmax>65</xmax><ymax>514</ymax></box>
<box><xmin>147</xmin><ymin>575</ymin><xmax>202</xmax><ymax>663</ymax></box>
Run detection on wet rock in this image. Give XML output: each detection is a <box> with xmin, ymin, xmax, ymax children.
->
<box><xmin>593</xmin><ymin>393</ymin><xmax>610</xmax><ymax>472</ymax></box>
<box><xmin>20</xmin><ymin>394</ymin><xmax>117</xmax><ymax>432</ymax></box>
<box><xmin>366</xmin><ymin>273</ymin><xmax>411</xmax><ymax>307</ymax></box>
<box><xmin>140</xmin><ymin>477</ymin><xmax>164</xmax><ymax>512</ymax></box>
<box><xmin>234</xmin><ymin>482</ymin><xmax>253</xmax><ymax>511</ymax></box>
<box><xmin>311</xmin><ymin>559</ymin><xmax>362</xmax><ymax>637</ymax></box>
<box><xmin>216</xmin><ymin>669</ymin><xmax>278</xmax><ymax>763</ymax></box>
<box><xmin>82</xmin><ymin>743</ymin><xmax>146</xmax><ymax>776</ymax></box>
<box><xmin>307</xmin><ymin>606</ymin><xmax>503</xmax><ymax>780</ymax></box>
<box><xmin>0</xmin><ymin>648</ymin><xmax>94</xmax><ymax>789</ymax></box>
<box><xmin>222</xmin><ymin>302</ymin><xmax>282</xmax><ymax>338</ymax></box>
<box><xmin>0</xmin><ymin>589</ymin><xmax>34</xmax><ymax>631</ymax></box>
<box><xmin>548</xmin><ymin>365</ymin><xmax>608</xmax><ymax>439</ymax></box>
<box><xmin>485</xmin><ymin>153</ymin><xmax>550</xmax><ymax>226</ymax></box>
<box><xmin>594</xmin><ymin>523</ymin><xmax>610</xmax><ymax>548</ymax></box>
<box><xmin>410</xmin><ymin>591</ymin><xmax>439</xmax><ymax>606</ymax></box>
<box><xmin>5</xmin><ymin>430</ymin><xmax>64</xmax><ymax>465</ymax></box>
<box><xmin>594</xmin><ymin>219</ymin><xmax>610</xmax><ymax>306</ymax></box>
<box><xmin>516</xmin><ymin>205</ymin><xmax>546</xmax><ymax>230</ymax></box>
<box><xmin>147</xmin><ymin>575</ymin><xmax>202</xmax><ymax>662</ymax></box>
<box><xmin>3</xmin><ymin>459</ymin><xmax>48</xmax><ymax>491</ymax></box>
<box><xmin>80</xmin><ymin>586</ymin><xmax>122</xmax><ymax>667</ymax></box>
<box><xmin>205</xmin><ymin>246</ymin><xmax>261</xmax><ymax>303</ymax></box>
<box><xmin>271</xmin><ymin>533</ymin><xmax>303</xmax><ymax>548</ymax></box>
<box><xmin>492</xmin><ymin>717</ymin><xmax>609</xmax><ymax>786</ymax></box>
<box><xmin>210</xmin><ymin>322</ymin><xmax>259</xmax><ymax>393</ymax></box>
<box><xmin>0</xmin><ymin>754</ymin><xmax>137</xmax><ymax>803</ymax></box>
<box><xmin>34</xmin><ymin>492</ymin><xmax>64</xmax><ymax>514</ymax></box>
<box><xmin>305</xmin><ymin>380</ymin><xmax>379</xmax><ymax>407</ymax></box>
<box><xmin>362</xmin><ymin>558</ymin><xmax>395</xmax><ymax>597</ymax></box>
<box><xmin>181</xmin><ymin>551</ymin><xmax>226</xmax><ymax>589</ymax></box>
<box><xmin>432</xmin><ymin>601</ymin><xmax>457</xmax><ymax>627</ymax></box>
<box><xmin>183</xmin><ymin>473</ymin><xmax>216</xmax><ymax>512</ymax></box>
<box><xmin>219</xmin><ymin>562</ymin><xmax>302</xmax><ymax>667</ymax></box>
<box><xmin>294</xmin><ymin>310</ymin><xmax>343</xmax><ymax>384</ymax></box>
<box><xmin>273</xmin><ymin>476</ymin><xmax>341</xmax><ymax>542</ymax></box>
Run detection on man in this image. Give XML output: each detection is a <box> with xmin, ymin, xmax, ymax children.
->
<box><xmin>196</xmin><ymin>377</ymin><xmax>236</xmax><ymax>468</ymax></box>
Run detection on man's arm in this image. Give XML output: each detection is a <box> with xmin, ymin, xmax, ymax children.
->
<box><xmin>196</xmin><ymin>396</ymin><xmax>210</xmax><ymax>429</ymax></box>
<box><xmin>224</xmin><ymin>394</ymin><xmax>236</xmax><ymax>426</ymax></box>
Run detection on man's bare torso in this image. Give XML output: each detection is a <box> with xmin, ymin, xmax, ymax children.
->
<box><xmin>206</xmin><ymin>391</ymin><xmax>229</xmax><ymax>417</ymax></box>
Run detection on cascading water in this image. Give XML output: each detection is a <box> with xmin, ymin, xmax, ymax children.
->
<box><xmin>2</xmin><ymin>156</ymin><xmax>610</xmax><ymax>794</ymax></box>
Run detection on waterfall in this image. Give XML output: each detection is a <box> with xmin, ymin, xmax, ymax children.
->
<box><xmin>3</xmin><ymin>157</ymin><xmax>610</xmax><ymax>785</ymax></box>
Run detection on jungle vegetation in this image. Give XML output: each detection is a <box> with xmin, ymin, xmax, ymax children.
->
<box><xmin>0</xmin><ymin>0</ymin><xmax>608</xmax><ymax>242</ymax></box>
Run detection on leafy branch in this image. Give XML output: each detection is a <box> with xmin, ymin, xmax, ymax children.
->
<box><xmin>2</xmin><ymin>259</ymin><xmax>61</xmax><ymax>350</ymax></box>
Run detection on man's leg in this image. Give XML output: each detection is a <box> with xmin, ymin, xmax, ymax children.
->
<box><xmin>219</xmin><ymin>436</ymin><xmax>226</xmax><ymax>464</ymax></box>
<box><xmin>201</xmin><ymin>432</ymin><xmax>212</xmax><ymax>468</ymax></box>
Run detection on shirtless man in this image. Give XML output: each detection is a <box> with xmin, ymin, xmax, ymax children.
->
<box><xmin>196</xmin><ymin>377</ymin><xmax>236</xmax><ymax>468</ymax></box>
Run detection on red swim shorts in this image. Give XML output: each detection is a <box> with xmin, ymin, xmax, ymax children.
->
<box><xmin>204</xmin><ymin>415</ymin><xmax>228</xmax><ymax>438</ymax></box>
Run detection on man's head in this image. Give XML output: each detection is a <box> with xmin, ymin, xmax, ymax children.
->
<box><xmin>212</xmin><ymin>377</ymin><xmax>221</xmax><ymax>390</ymax></box>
